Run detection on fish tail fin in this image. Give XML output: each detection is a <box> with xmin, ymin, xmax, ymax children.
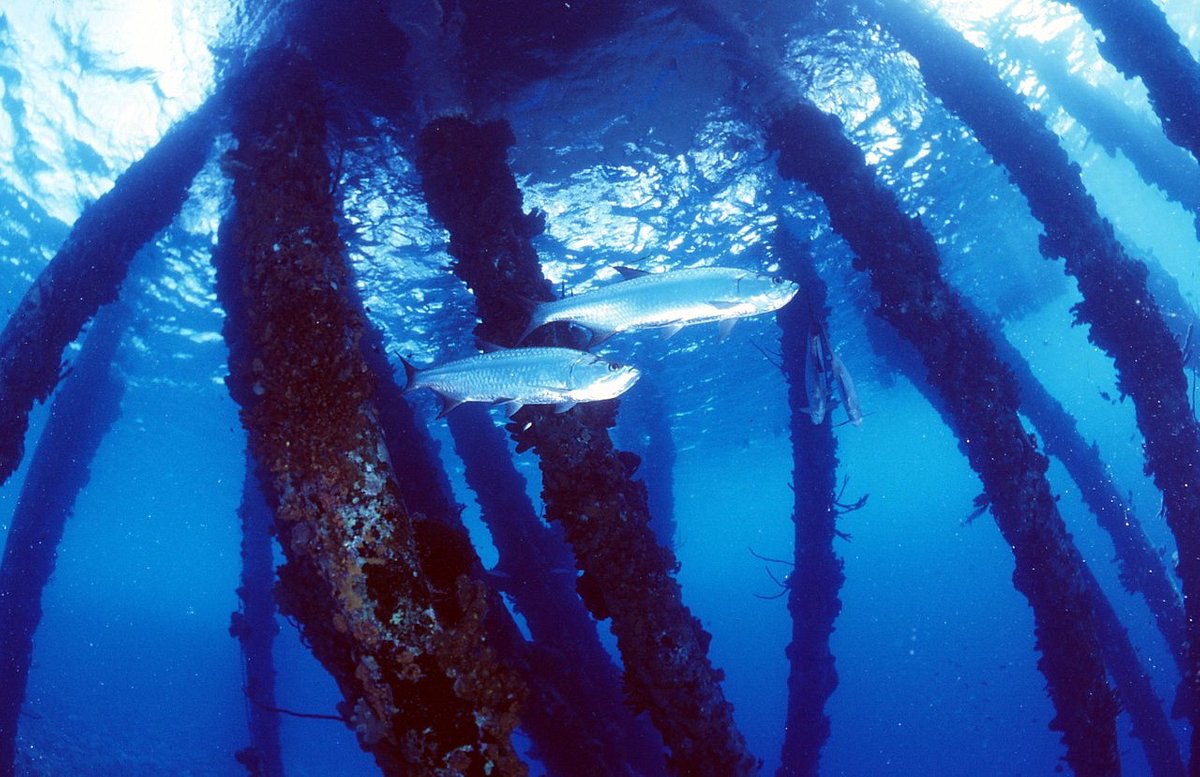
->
<box><xmin>398</xmin><ymin>356</ymin><xmax>420</xmax><ymax>390</ymax></box>
<box><xmin>517</xmin><ymin>302</ymin><xmax>547</xmax><ymax>343</ymax></box>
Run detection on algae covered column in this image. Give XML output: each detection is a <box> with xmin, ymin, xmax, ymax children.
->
<box><xmin>772</xmin><ymin>230</ymin><xmax>845</xmax><ymax>777</ymax></box>
<box><xmin>415</xmin><ymin>116</ymin><xmax>757</xmax><ymax>777</ymax></box>
<box><xmin>0</xmin><ymin>298</ymin><xmax>130</xmax><ymax>777</ymax></box>
<box><xmin>214</xmin><ymin>53</ymin><xmax>523</xmax><ymax>776</ymax></box>
<box><xmin>766</xmin><ymin>101</ymin><xmax>1119</xmax><ymax>775</ymax></box>
<box><xmin>0</xmin><ymin>99</ymin><xmax>219</xmax><ymax>488</ymax></box>
<box><xmin>867</xmin><ymin>2</ymin><xmax>1200</xmax><ymax>765</ymax></box>
<box><xmin>1060</xmin><ymin>0</ymin><xmax>1200</xmax><ymax>166</ymax></box>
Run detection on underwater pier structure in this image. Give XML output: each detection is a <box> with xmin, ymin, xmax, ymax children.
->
<box><xmin>1005</xmin><ymin>36</ymin><xmax>1200</xmax><ymax>240</ymax></box>
<box><xmin>415</xmin><ymin>115</ymin><xmax>758</xmax><ymax>776</ymax></box>
<box><xmin>1063</xmin><ymin>0</ymin><xmax>1200</xmax><ymax>167</ymax></box>
<box><xmin>0</xmin><ymin>99</ymin><xmax>219</xmax><ymax>489</ymax></box>
<box><xmin>0</xmin><ymin>299</ymin><xmax>130</xmax><ymax>777</ymax></box>
<box><xmin>230</xmin><ymin>467</ymin><xmax>285</xmax><ymax>777</ymax></box>
<box><xmin>213</xmin><ymin>54</ymin><xmax>525</xmax><ymax>776</ymax></box>
<box><xmin>771</xmin><ymin>230</ymin><xmax>846</xmax><ymax>777</ymax></box>
<box><xmin>866</xmin><ymin>2</ymin><xmax>1200</xmax><ymax>762</ymax></box>
<box><xmin>444</xmin><ymin>404</ymin><xmax>668</xmax><ymax>776</ymax></box>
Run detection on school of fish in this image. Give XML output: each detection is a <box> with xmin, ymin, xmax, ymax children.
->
<box><xmin>399</xmin><ymin>264</ymin><xmax>861</xmax><ymax>423</ymax></box>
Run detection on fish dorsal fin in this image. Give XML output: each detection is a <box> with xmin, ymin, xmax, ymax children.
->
<box><xmin>612</xmin><ymin>265</ymin><xmax>651</xmax><ymax>281</ymax></box>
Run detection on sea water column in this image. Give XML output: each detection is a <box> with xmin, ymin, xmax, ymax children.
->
<box><xmin>772</xmin><ymin>230</ymin><xmax>845</xmax><ymax>777</ymax></box>
<box><xmin>0</xmin><ymin>99</ymin><xmax>219</xmax><ymax>487</ymax></box>
<box><xmin>0</xmin><ymin>298</ymin><xmax>130</xmax><ymax>777</ymax></box>
<box><xmin>865</xmin><ymin>1</ymin><xmax>1200</xmax><ymax>762</ymax></box>
<box><xmin>766</xmin><ymin>105</ymin><xmax>1119</xmax><ymax>777</ymax></box>
<box><xmin>214</xmin><ymin>53</ymin><xmax>523</xmax><ymax>775</ymax></box>
<box><xmin>1058</xmin><ymin>0</ymin><xmax>1200</xmax><ymax>167</ymax></box>
<box><xmin>414</xmin><ymin>116</ymin><xmax>758</xmax><ymax>777</ymax></box>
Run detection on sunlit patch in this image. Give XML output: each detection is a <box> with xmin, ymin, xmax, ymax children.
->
<box><xmin>0</xmin><ymin>0</ymin><xmax>229</xmax><ymax>225</ymax></box>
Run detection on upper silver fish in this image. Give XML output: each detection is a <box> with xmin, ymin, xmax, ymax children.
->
<box><xmin>520</xmin><ymin>266</ymin><xmax>801</xmax><ymax>345</ymax></box>
<box><xmin>400</xmin><ymin>346</ymin><xmax>640</xmax><ymax>418</ymax></box>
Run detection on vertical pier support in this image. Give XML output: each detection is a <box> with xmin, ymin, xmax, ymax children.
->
<box><xmin>772</xmin><ymin>231</ymin><xmax>845</xmax><ymax>777</ymax></box>
<box><xmin>215</xmin><ymin>54</ymin><xmax>522</xmax><ymax>776</ymax></box>
<box><xmin>867</xmin><ymin>3</ymin><xmax>1200</xmax><ymax>761</ymax></box>
<box><xmin>415</xmin><ymin>116</ymin><xmax>757</xmax><ymax>776</ymax></box>
<box><xmin>0</xmin><ymin>298</ymin><xmax>130</xmax><ymax>777</ymax></box>
<box><xmin>767</xmin><ymin>100</ymin><xmax>1119</xmax><ymax>775</ymax></box>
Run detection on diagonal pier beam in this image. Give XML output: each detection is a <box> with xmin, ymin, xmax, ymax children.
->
<box><xmin>0</xmin><ymin>98</ymin><xmax>219</xmax><ymax>488</ymax></box>
<box><xmin>865</xmin><ymin>3</ymin><xmax>1200</xmax><ymax>765</ymax></box>
<box><xmin>214</xmin><ymin>54</ymin><xmax>523</xmax><ymax>776</ymax></box>
<box><xmin>415</xmin><ymin>116</ymin><xmax>758</xmax><ymax>777</ymax></box>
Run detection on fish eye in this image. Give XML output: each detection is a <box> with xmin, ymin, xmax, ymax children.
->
<box><xmin>608</xmin><ymin>362</ymin><xmax>623</xmax><ymax>371</ymax></box>
<box><xmin>772</xmin><ymin>276</ymin><xmax>784</xmax><ymax>285</ymax></box>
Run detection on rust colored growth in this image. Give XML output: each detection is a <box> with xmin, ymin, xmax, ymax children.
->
<box><xmin>217</xmin><ymin>53</ymin><xmax>523</xmax><ymax>776</ymax></box>
<box><xmin>416</xmin><ymin>116</ymin><xmax>756</xmax><ymax>775</ymax></box>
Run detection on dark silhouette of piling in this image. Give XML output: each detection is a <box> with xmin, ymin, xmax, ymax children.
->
<box><xmin>767</xmin><ymin>100</ymin><xmax>1119</xmax><ymax>775</ymax></box>
<box><xmin>1063</xmin><ymin>0</ymin><xmax>1200</xmax><ymax>167</ymax></box>
<box><xmin>415</xmin><ymin>116</ymin><xmax>757</xmax><ymax>776</ymax></box>
<box><xmin>0</xmin><ymin>100</ymin><xmax>218</xmax><ymax>488</ymax></box>
<box><xmin>772</xmin><ymin>230</ymin><xmax>845</xmax><ymax>777</ymax></box>
<box><xmin>446</xmin><ymin>405</ymin><xmax>667</xmax><ymax>776</ymax></box>
<box><xmin>0</xmin><ymin>298</ymin><xmax>130</xmax><ymax>777</ymax></box>
<box><xmin>214</xmin><ymin>54</ymin><xmax>523</xmax><ymax>776</ymax></box>
<box><xmin>1006</xmin><ymin>36</ymin><xmax>1200</xmax><ymax>239</ymax></box>
<box><xmin>867</xmin><ymin>3</ymin><xmax>1200</xmax><ymax>765</ymax></box>
<box><xmin>230</xmin><ymin>467</ymin><xmax>285</xmax><ymax>777</ymax></box>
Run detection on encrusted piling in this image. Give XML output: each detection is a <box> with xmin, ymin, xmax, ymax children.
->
<box><xmin>772</xmin><ymin>230</ymin><xmax>845</xmax><ymax>777</ymax></box>
<box><xmin>230</xmin><ymin>467</ymin><xmax>284</xmax><ymax>777</ymax></box>
<box><xmin>214</xmin><ymin>54</ymin><xmax>523</xmax><ymax>776</ymax></box>
<box><xmin>0</xmin><ymin>298</ymin><xmax>130</xmax><ymax>777</ymax></box>
<box><xmin>415</xmin><ymin>116</ymin><xmax>757</xmax><ymax>776</ymax></box>
<box><xmin>864</xmin><ymin>313</ymin><xmax>1184</xmax><ymax>776</ymax></box>
<box><xmin>767</xmin><ymin>101</ymin><xmax>1119</xmax><ymax>775</ymax></box>
<box><xmin>868</xmin><ymin>3</ymin><xmax>1200</xmax><ymax>763</ymax></box>
<box><xmin>1007</xmin><ymin>36</ymin><xmax>1200</xmax><ymax>239</ymax></box>
<box><xmin>0</xmin><ymin>100</ymin><xmax>218</xmax><ymax>488</ymax></box>
<box><xmin>447</xmin><ymin>405</ymin><xmax>667</xmax><ymax>776</ymax></box>
<box><xmin>1061</xmin><ymin>0</ymin><xmax>1200</xmax><ymax>167</ymax></box>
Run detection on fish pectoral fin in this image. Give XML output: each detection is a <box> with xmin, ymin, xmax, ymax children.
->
<box><xmin>500</xmin><ymin>400</ymin><xmax>524</xmax><ymax>417</ymax></box>
<box><xmin>553</xmin><ymin>400</ymin><xmax>577</xmax><ymax>414</ymax></box>
<box><xmin>612</xmin><ymin>265</ymin><xmax>650</xmax><ymax>280</ymax></box>
<box><xmin>435</xmin><ymin>393</ymin><xmax>467</xmax><ymax>419</ymax></box>
<box><xmin>660</xmin><ymin>323</ymin><xmax>685</xmax><ymax>340</ymax></box>
<box><xmin>588</xmin><ymin>329</ymin><xmax>617</xmax><ymax>348</ymax></box>
<box><xmin>717</xmin><ymin>318</ymin><xmax>737</xmax><ymax>341</ymax></box>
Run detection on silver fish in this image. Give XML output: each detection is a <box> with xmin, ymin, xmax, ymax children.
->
<box><xmin>400</xmin><ymin>346</ymin><xmax>640</xmax><ymax>418</ymax></box>
<box><xmin>520</xmin><ymin>266</ymin><xmax>800</xmax><ymax>345</ymax></box>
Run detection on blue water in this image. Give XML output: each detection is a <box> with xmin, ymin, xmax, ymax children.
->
<box><xmin>2</xmin><ymin>0</ymin><xmax>1199</xmax><ymax>774</ymax></box>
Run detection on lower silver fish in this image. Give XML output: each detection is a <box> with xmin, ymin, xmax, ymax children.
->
<box><xmin>400</xmin><ymin>346</ymin><xmax>640</xmax><ymax>418</ymax></box>
<box><xmin>520</xmin><ymin>265</ymin><xmax>800</xmax><ymax>345</ymax></box>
